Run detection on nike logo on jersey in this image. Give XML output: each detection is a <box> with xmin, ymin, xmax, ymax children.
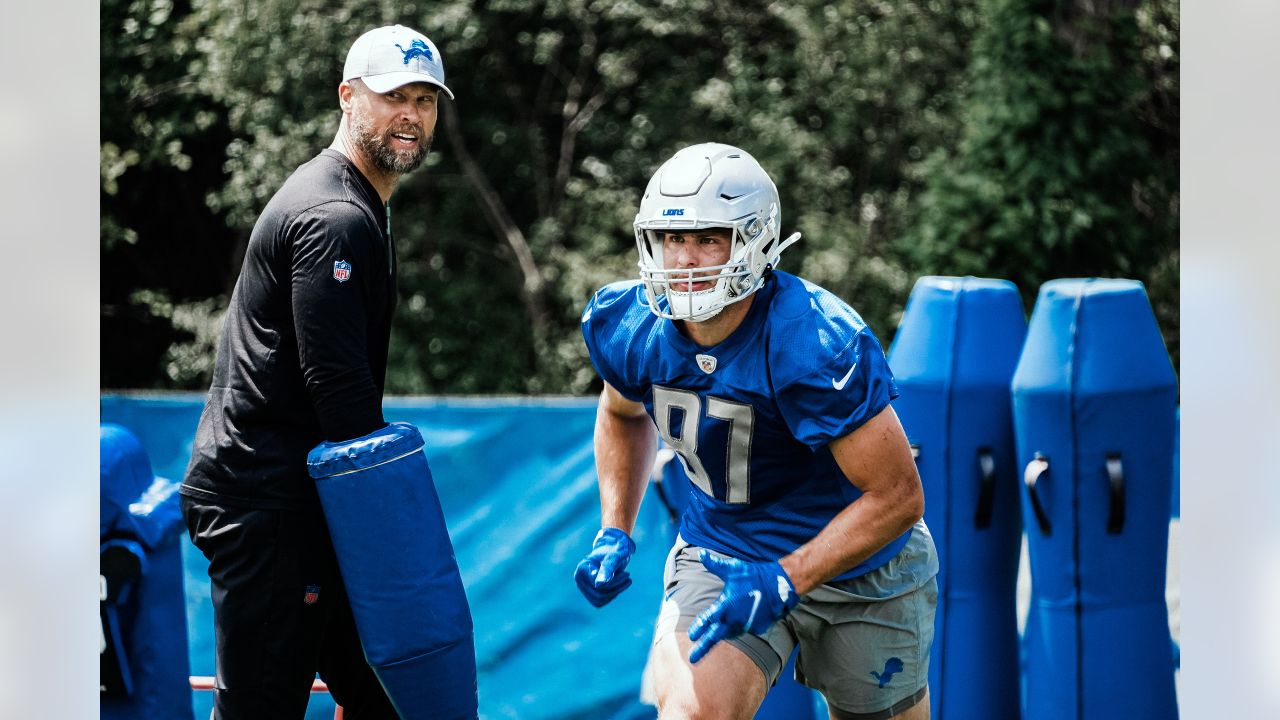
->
<box><xmin>776</xmin><ymin>575</ymin><xmax>791</xmax><ymax>604</ymax></box>
<box><xmin>832</xmin><ymin>362</ymin><xmax>858</xmax><ymax>390</ymax></box>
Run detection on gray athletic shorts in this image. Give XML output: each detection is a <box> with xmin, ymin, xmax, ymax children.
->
<box><xmin>655</xmin><ymin>521</ymin><xmax>939</xmax><ymax>719</ymax></box>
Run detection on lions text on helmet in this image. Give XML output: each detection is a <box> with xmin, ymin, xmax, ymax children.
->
<box><xmin>634</xmin><ymin>143</ymin><xmax>801</xmax><ymax>322</ymax></box>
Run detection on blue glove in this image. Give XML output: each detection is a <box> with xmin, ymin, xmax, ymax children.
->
<box><xmin>687</xmin><ymin>551</ymin><xmax>798</xmax><ymax>664</ymax></box>
<box><xmin>574</xmin><ymin>527</ymin><xmax>636</xmax><ymax>607</ymax></box>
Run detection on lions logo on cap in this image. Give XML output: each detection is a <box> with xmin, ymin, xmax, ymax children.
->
<box><xmin>396</xmin><ymin>39</ymin><xmax>434</xmax><ymax>65</ymax></box>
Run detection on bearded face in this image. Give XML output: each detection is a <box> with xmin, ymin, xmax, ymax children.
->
<box><xmin>348</xmin><ymin>89</ymin><xmax>434</xmax><ymax>175</ymax></box>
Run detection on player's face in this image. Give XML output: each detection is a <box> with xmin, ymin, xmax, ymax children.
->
<box><xmin>661</xmin><ymin>228</ymin><xmax>733</xmax><ymax>293</ymax></box>
<box><xmin>347</xmin><ymin>81</ymin><xmax>439</xmax><ymax>174</ymax></box>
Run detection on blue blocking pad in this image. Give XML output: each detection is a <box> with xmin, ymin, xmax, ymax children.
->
<box><xmin>309</xmin><ymin>422</ymin><xmax>478</xmax><ymax>720</ymax></box>
<box><xmin>889</xmin><ymin>276</ymin><xmax>1025</xmax><ymax>720</ymax></box>
<box><xmin>1012</xmin><ymin>279</ymin><xmax>1177</xmax><ymax>720</ymax></box>
<box><xmin>100</xmin><ymin>423</ymin><xmax>193</xmax><ymax>720</ymax></box>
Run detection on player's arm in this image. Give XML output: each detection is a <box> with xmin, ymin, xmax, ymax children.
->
<box><xmin>594</xmin><ymin>380</ymin><xmax>657</xmax><ymax>533</ymax></box>
<box><xmin>778</xmin><ymin>403</ymin><xmax>923</xmax><ymax>594</ymax></box>
<box><xmin>686</xmin><ymin>403</ymin><xmax>921</xmax><ymax>662</ymax></box>
<box><xmin>573</xmin><ymin>380</ymin><xmax>657</xmax><ymax>607</ymax></box>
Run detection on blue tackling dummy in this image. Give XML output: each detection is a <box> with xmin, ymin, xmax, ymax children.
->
<box><xmin>308</xmin><ymin>422</ymin><xmax>478</xmax><ymax>719</ymax></box>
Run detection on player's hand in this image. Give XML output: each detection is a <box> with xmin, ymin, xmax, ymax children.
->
<box><xmin>687</xmin><ymin>551</ymin><xmax>798</xmax><ymax>664</ymax></box>
<box><xmin>573</xmin><ymin>527</ymin><xmax>636</xmax><ymax>607</ymax></box>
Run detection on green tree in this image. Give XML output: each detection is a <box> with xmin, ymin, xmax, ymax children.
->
<box><xmin>101</xmin><ymin>0</ymin><xmax>236</xmax><ymax>388</ymax></box>
<box><xmin>102</xmin><ymin>0</ymin><xmax>1175</xmax><ymax>393</ymax></box>
<box><xmin>907</xmin><ymin>0</ymin><xmax>1179</xmax><ymax>365</ymax></box>
<box><xmin>170</xmin><ymin>0</ymin><xmax>979</xmax><ymax>393</ymax></box>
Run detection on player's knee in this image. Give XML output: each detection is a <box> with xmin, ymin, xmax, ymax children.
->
<box><xmin>654</xmin><ymin>678</ymin><xmax>693</xmax><ymax>719</ymax></box>
<box><xmin>654</xmin><ymin>678</ymin><xmax>717</xmax><ymax>720</ymax></box>
<box><xmin>658</xmin><ymin>682</ymin><xmax>759</xmax><ymax>720</ymax></box>
<box><xmin>657</xmin><ymin>699</ymin><xmax>722</xmax><ymax>720</ymax></box>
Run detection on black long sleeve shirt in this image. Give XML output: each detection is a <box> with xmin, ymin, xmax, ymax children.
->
<box><xmin>182</xmin><ymin>149</ymin><xmax>398</xmax><ymax>508</ymax></box>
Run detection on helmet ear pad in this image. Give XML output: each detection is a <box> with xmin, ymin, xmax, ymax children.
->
<box><xmin>633</xmin><ymin>143</ymin><xmax>798</xmax><ymax>322</ymax></box>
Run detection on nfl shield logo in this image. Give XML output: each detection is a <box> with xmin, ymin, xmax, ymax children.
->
<box><xmin>303</xmin><ymin>584</ymin><xmax>321</xmax><ymax>605</ymax></box>
<box><xmin>696</xmin><ymin>354</ymin><xmax>717</xmax><ymax>374</ymax></box>
<box><xmin>333</xmin><ymin>260</ymin><xmax>352</xmax><ymax>283</ymax></box>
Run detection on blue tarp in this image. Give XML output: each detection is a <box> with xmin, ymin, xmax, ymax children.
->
<box><xmin>101</xmin><ymin>394</ymin><xmax>677</xmax><ymax>720</ymax></box>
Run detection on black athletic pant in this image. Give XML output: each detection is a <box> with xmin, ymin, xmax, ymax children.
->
<box><xmin>181</xmin><ymin>495</ymin><xmax>398</xmax><ymax>719</ymax></box>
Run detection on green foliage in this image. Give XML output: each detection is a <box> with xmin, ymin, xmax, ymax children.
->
<box><xmin>421</xmin><ymin>0</ymin><xmax>978</xmax><ymax>392</ymax></box>
<box><xmin>907</xmin><ymin>0</ymin><xmax>1179</xmax><ymax>366</ymax></box>
<box><xmin>101</xmin><ymin>0</ymin><xmax>239</xmax><ymax>388</ymax></box>
<box><xmin>102</xmin><ymin>0</ymin><xmax>1178</xmax><ymax>392</ymax></box>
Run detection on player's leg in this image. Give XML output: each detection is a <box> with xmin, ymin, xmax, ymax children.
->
<box><xmin>824</xmin><ymin>687</ymin><xmax>930</xmax><ymax>720</ymax></box>
<box><xmin>651</xmin><ymin>626</ymin><xmax>768</xmax><ymax>720</ymax></box>
<box><xmin>818</xmin><ymin>581</ymin><xmax>935</xmax><ymax>720</ymax></box>
<box><xmin>796</xmin><ymin>522</ymin><xmax>939</xmax><ymax>720</ymax></box>
<box><xmin>650</xmin><ymin>540</ymin><xmax>795</xmax><ymax>720</ymax></box>
<box><xmin>182</xmin><ymin>497</ymin><xmax>322</xmax><ymax>719</ymax></box>
<box><xmin>880</xmin><ymin>687</ymin><xmax>929</xmax><ymax>720</ymax></box>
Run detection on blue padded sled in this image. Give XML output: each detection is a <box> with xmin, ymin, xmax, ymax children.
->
<box><xmin>308</xmin><ymin>422</ymin><xmax>478</xmax><ymax>720</ymax></box>
<box><xmin>888</xmin><ymin>276</ymin><xmax>1025</xmax><ymax>720</ymax></box>
<box><xmin>1011</xmin><ymin>279</ymin><xmax>1177</xmax><ymax>720</ymax></box>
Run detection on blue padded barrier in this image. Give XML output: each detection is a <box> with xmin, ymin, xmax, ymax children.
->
<box><xmin>1011</xmin><ymin>279</ymin><xmax>1178</xmax><ymax>720</ymax></box>
<box><xmin>100</xmin><ymin>423</ymin><xmax>193</xmax><ymax>720</ymax></box>
<box><xmin>888</xmin><ymin>276</ymin><xmax>1026</xmax><ymax>720</ymax></box>
<box><xmin>308</xmin><ymin>422</ymin><xmax>478</xmax><ymax>720</ymax></box>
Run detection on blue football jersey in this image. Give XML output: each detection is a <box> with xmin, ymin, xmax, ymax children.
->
<box><xmin>581</xmin><ymin>271</ymin><xmax>911</xmax><ymax>581</ymax></box>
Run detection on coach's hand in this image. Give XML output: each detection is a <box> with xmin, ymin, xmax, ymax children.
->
<box><xmin>574</xmin><ymin>527</ymin><xmax>636</xmax><ymax>607</ymax></box>
<box><xmin>687</xmin><ymin>551</ymin><xmax>798</xmax><ymax>664</ymax></box>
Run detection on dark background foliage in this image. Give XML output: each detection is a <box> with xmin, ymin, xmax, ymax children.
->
<box><xmin>101</xmin><ymin>0</ymin><xmax>1179</xmax><ymax>393</ymax></box>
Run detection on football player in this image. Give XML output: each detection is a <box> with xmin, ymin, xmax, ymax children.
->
<box><xmin>575</xmin><ymin>143</ymin><xmax>938</xmax><ymax>720</ymax></box>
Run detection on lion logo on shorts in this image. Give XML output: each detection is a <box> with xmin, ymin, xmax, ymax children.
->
<box><xmin>870</xmin><ymin>657</ymin><xmax>904</xmax><ymax>688</ymax></box>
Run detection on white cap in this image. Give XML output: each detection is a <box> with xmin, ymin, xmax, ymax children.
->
<box><xmin>342</xmin><ymin>25</ymin><xmax>455</xmax><ymax>99</ymax></box>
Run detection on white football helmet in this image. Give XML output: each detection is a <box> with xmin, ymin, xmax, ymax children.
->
<box><xmin>634</xmin><ymin>142</ymin><xmax>801</xmax><ymax>322</ymax></box>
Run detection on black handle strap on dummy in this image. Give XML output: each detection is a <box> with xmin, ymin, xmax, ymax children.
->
<box><xmin>1105</xmin><ymin>453</ymin><xmax>1125</xmax><ymax>534</ymax></box>
<box><xmin>975</xmin><ymin>447</ymin><xmax>996</xmax><ymax>529</ymax></box>
<box><xmin>1024</xmin><ymin>453</ymin><xmax>1052</xmax><ymax>536</ymax></box>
